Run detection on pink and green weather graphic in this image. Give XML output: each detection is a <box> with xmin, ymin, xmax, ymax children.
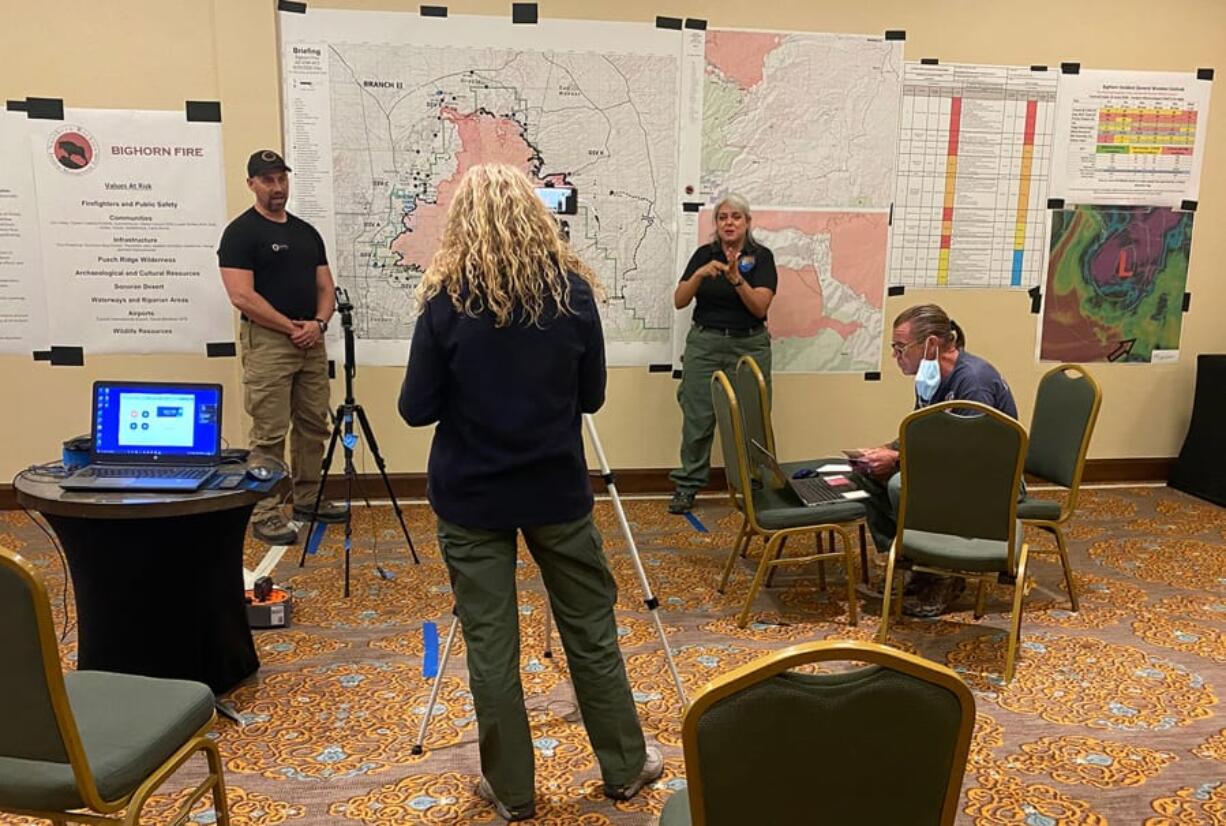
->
<box><xmin>1040</xmin><ymin>206</ymin><xmax>1193</xmax><ymax>363</ymax></box>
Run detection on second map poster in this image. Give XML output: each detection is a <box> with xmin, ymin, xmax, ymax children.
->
<box><xmin>676</xmin><ymin>28</ymin><xmax>901</xmax><ymax>372</ymax></box>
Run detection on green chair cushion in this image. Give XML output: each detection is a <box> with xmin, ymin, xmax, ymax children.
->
<box><xmin>659</xmin><ymin>788</ymin><xmax>692</xmax><ymax>825</ymax></box>
<box><xmin>1017</xmin><ymin>496</ymin><xmax>1062</xmax><ymax>522</ymax></box>
<box><xmin>0</xmin><ymin>671</ymin><xmax>213</xmax><ymax>811</ymax></box>
<box><xmin>751</xmin><ymin>483</ymin><xmax>866</xmax><ymax>531</ymax></box>
<box><xmin>900</xmin><ymin>525</ymin><xmax>1022</xmax><ymax>573</ymax></box>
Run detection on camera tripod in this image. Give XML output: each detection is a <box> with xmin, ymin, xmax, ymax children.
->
<box><xmin>298</xmin><ymin>287</ymin><xmax>419</xmax><ymax>596</ymax></box>
<box><xmin>410</xmin><ymin>413</ymin><xmax>687</xmax><ymax>754</ymax></box>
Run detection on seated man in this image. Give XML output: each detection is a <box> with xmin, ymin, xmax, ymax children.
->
<box><xmin>853</xmin><ymin>303</ymin><xmax>1018</xmax><ymax>617</ymax></box>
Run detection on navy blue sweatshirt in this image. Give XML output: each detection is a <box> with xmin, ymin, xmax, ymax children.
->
<box><xmin>398</xmin><ymin>275</ymin><xmax>605</xmax><ymax>530</ymax></box>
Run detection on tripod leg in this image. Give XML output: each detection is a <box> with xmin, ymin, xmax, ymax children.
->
<box><xmin>412</xmin><ymin>611</ymin><xmax>461</xmax><ymax>755</ymax></box>
<box><xmin>299</xmin><ymin>406</ymin><xmax>344</xmax><ymax>568</ymax></box>
<box><xmin>354</xmin><ymin>405</ymin><xmax>420</xmax><ymax>564</ymax></box>
<box><xmin>582</xmin><ymin>414</ymin><xmax>687</xmax><ymax>706</ymax></box>
<box><xmin>343</xmin><ymin>462</ymin><xmax>354</xmax><ymax>598</ymax></box>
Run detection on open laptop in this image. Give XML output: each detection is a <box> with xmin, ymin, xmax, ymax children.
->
<box><xmin>749</xmin><ymin>438</ymin><xmax>849</xmax><ymax>506</ymax></box>
<box><xmin>60</xmin><ymin>381</ymin><xmax>223</xmax><ymax>492</ymax></box>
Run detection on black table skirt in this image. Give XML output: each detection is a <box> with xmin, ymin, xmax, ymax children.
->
<box><xmin>47</xmin><ymin>504</ymin><xmax>260</xmax><ymax>694</ymax></box>
<box><xmin>1169</xmin><ymin>354</ymin><xmax>1226</xmax><ymax>508</ymax></box>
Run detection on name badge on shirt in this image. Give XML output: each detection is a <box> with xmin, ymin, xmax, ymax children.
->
<box><xmin>738</xmin><ymin>255</ymin><xmax>755</xmax><ymax>274</ymax></box>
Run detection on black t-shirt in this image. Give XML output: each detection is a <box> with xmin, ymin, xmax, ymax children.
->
<box><xmin>217</xmin><ymin>207</ymin><xmax>328</xmax><ymax>320</ymax></box>
<box><xmin>680</xmin><ymin>240</ymin><xmax>778</xmax><ymax>330</ymax></box>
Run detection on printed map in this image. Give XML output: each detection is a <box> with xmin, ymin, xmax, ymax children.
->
<box><xmin>700</xmin><ymin>208</ymin><xmax>889</xmax><ymax>372</ymax></box>
<box><xmin>701</xmin><ymin>30</ymin><xmax>903</xmax><ymax>209</ymax></box>
<box><xmin>281</xmin><ymin>13</ymin><xmax>682</xmax><ymax>365</ymax></box>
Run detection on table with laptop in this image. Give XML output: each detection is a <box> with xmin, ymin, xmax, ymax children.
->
<box><xmin>15</xmin><ymin>380</ymin><xmax>285</xmax><ymax>696</ymax></box>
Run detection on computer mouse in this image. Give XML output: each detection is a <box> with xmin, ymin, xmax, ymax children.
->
<box><xmin>247</xmin><ymin>465</ymin><xmax>274</xmax><ymax>482</ymax></box>
<box><xmin>791</xmin><ymin>467</ymin><xmax>818</xmax><ymax>479</ymax></box>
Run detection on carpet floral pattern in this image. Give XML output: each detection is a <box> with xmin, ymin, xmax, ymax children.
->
<box><xmin>3</xmin><ymin>486</ymin><xmax>1224</xmax><ymax>824</ymax></box>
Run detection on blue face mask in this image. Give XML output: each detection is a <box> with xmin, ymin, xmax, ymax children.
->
<box><xmin>915</xmin><ymin>339</ymin><xmax>940</xmax><ymax>404</ymax></box>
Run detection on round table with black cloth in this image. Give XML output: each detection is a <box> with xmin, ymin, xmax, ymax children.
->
<box><xmin>14</xmin><ymin>472</ymin><xmax>281</xmax><ymax>694</ymax></box>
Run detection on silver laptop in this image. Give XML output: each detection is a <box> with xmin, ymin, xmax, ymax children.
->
<box><xmin>60</xmin><ymin>381</ymin><xmax>223</xmax><ymax>492</ymax></box>
<box><xmin>749</xmin><ymin>438</ymin><xmax>845</xmax><ymax>506</ymax></box>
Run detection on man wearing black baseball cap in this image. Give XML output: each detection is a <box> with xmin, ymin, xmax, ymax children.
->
<box><xmin>217</xmin><ymin>149</ymin><xmax>347</xmax><ymax>544</ymax></box>
<box><xmin>247</xmin><ymin>148</ymin><xmax>291</xmax><ymax>177</ymax></box>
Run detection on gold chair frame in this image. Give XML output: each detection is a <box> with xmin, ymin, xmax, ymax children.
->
<box><xmin>732</xmin><ymin>354</ymin><xmax>871</xmax><ymax>585</ymax></box>
<box><xmin>1022</xmin><ymin>363</ymin><xmax>1102</xmax><ymax>611</ymax></box>
<box><xmin>711</xmin><ymin>371</ymin><xmax>860</xmax><ymax>628</ymax></box>
<box><xmin>0</xmin><ymin>547</ymin><xmax>231</xmax><ymax>826</ymax></box>
<box><xmin>876</xmin><ymin>402</ymin><xmax>1031</xmax><ymax>682</ymax></box>
<box><xmin>678</xmin><ymin>640</ymin><xmax>975</xmax><ymax>826</ymax></box>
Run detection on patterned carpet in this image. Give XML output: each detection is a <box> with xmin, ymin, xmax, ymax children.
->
<box><xmin>2</xmin><ymin>485</ymin><xmax>1224</xmax><ymax>824</ymax></box>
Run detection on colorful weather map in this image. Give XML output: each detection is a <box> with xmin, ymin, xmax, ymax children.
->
<box><xmin>1039</xmin><ymin>205</ymin><xmax>1193</xmax><ymax>363</ymax></box>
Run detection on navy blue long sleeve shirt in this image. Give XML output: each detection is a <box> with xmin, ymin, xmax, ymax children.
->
<box><xmin>399</xmin><ymin>274</ymin><xmax>606</xmax><ymax>530</ymax></box>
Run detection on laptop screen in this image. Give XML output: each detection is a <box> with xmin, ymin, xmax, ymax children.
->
<box><xmin>91</xmin><ymin>382</ymin><xmax>223</xmax><ymax>464</ymax></box>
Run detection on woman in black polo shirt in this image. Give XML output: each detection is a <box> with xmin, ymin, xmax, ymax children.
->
<box><xmin>668</xmin><ymin>193</ymin><xmax>777</xmax><ymax>514</ymax></box>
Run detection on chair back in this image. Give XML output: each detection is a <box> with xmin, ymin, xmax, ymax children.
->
<box><xmin>680</xmin><ymin>640</ymin><xmax>974</xmax><ymax>826</ymax></box>
<box><xmin>711</xmin><ymin>371</ymin><xmax>757</xmax><ymax>515</ymax></box>
<box><xmin>1026</xmin><ymin>364</ymin><xmax>1101</xmax><ymax>493</ymax></box>
<box><xmin>0</xmin><ymin>546</ymin><xmax>101</xmax><ymax>808</ymax></box>
<box><xmin>898</xmin><ymin>402</ymin><xmax>1027</xmax><ymax>568</ymax></box>
<box><xmin>732</xmin><ymin>355</ymin><xmax>773</xmax><ymax>454</ymax></box>
<box><xmin>0</xmin><ymin>547</ymin><xmax>74</xmax><ymax>763</ymax></box>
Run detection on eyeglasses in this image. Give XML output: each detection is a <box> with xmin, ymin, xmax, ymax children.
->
<box><xmin>890</xmin><ymin>340</ymin><xmax>920</xmax><ymax>357</ymax></box>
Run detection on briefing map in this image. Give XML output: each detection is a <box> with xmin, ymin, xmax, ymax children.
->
<box><xmin>280</xmin><ymin>11</ymin><xmax>682</xmax><ymax>365</ymax></box>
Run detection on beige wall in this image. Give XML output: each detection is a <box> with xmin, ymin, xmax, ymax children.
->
<box><xmin>3</xmin><ymin>0</ymin><xmax>1223</xmax><ymax>480</ymax></box>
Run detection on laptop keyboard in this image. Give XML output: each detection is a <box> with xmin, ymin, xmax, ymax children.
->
<box><xmin>793</xmin><ymin>476</ymin><xmax>843</xmax><ymax>503</ymax></box>
<box><xmin>78</xmin><ymin>466</ymin><xmax>215</xmax><ymax>480</ymax></box>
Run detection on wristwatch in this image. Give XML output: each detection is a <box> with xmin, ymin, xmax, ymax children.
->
<box><xmin>730</xmin><ymin>278</ymin><xmax>743</xmax><ymax>287</ymax></box>
<box><xmin>315</xmin><ymin>318</ymin><xmax>328</xmax><ymax>333</ymax></box>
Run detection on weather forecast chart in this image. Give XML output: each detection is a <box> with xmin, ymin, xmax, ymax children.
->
<box><xmin>1039</xmin><ymin>205</ymin><xmax>1193</xmax><ymax>363</ymax></box>
<box><xmin>279</xmin><ymin>9</ymin><xmax>683</xmax><ymax>366</ymax></box>
<box><xmin>1049</xmin><ymin>69</ymin><xmax>1212</xmax><ymax>207</ymax></box>
<box><xmin>889</xmin><ymin>63</ymin><xmax>1056</xmax><ymax>288</ymax></box>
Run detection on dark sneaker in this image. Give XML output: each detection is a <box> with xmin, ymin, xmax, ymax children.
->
<box><xmin>903</xmin><ymin>575</ymin><xmax>967</xmax><ymax>618</ymax></box>
<box><xmin>604</xmin><ymin>745</ymin><xmax>664</xmax><ymax>801</ymax></box>
<box><xmin>475</xmin><ymin>778</ymin><xmax>535</xmax><ymax>822</ymax></box>
<box><xmin>668</xmin><ymin>490</ymin><xmax>696</xmax><ymax>514</ymax></box>
<box><xmin>292</xmin><ymin>501</ymin><xmax>350</xmax><ymax>524</ymax></box>
<box><xmin>252</xmin><ymin>513</ymin><xmax>299</xmax><ymax>545</ymax></box>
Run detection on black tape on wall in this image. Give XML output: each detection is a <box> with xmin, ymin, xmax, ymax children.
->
<box><xmin>512</xmin><ymin>3</ymin><xmax>537</xmax><ymax>23</ymax></box>
<box><xmin>206</xmin><ymin>341</ymin><xmax>237</xmax><ymax>358</ymax></box>
<box><xmin>26</xmin><ymin>98</ymin><xmax>64</xmax><ymax>120</ymax></box>
<box><xmin>185</xmin><ymin>101</ymin><xmax>222</xmax><ymax>122</ymax></box>
<box><xmin>49</xmin><ymin>346</ymin><xmax>84</xmax><ymax>366</ymax></box>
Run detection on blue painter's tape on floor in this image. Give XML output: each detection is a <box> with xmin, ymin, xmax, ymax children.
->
<box><xmin>306</xmin><ymin>522</ymin><xmax>328</xmax><ymax>555</ymax></box>
<box><xmin>683</xmin><ymin>511</ymin><xmax>708</xmax><ymax>532</ymax></box>
<box><xmin>422</xmin><ymin>621</ymin><xmax>440</xmax><ymax>678</ymax></box>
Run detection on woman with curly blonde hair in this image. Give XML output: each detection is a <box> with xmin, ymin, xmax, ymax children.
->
<box><xmin>399</xmin><ymin>163</ymin><xmax>660</xmax><ymax>822</ymax></box>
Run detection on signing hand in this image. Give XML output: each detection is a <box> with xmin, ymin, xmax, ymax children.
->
<box><xmin>290</xmin><ymin>320</ymin><xmax>322</xmax><ymax>349</ymax></box>
<box><xmin>700</xmin><ymin>260</ymin><xmax>729</xmax><ymax>279</ymax></box>
<box><xmin>857</xmin><ymin>447</ymin><xmax>899</xmax><ymax>480</ymax></box>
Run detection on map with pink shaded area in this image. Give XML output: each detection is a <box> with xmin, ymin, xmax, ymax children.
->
<box><xmin>390</xmin><ymin>107</ymin><xmax>560</xmax><ymax>271</ymax></box>
<box><xmin>698</xmin><ymin>207</ymin><xmax>888</xmax><ymax>371</ymax></box>
<box><xmin>705</xmin><ymin>31</ymin><xmax>782</xmax><ymax>90</ymax></box>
